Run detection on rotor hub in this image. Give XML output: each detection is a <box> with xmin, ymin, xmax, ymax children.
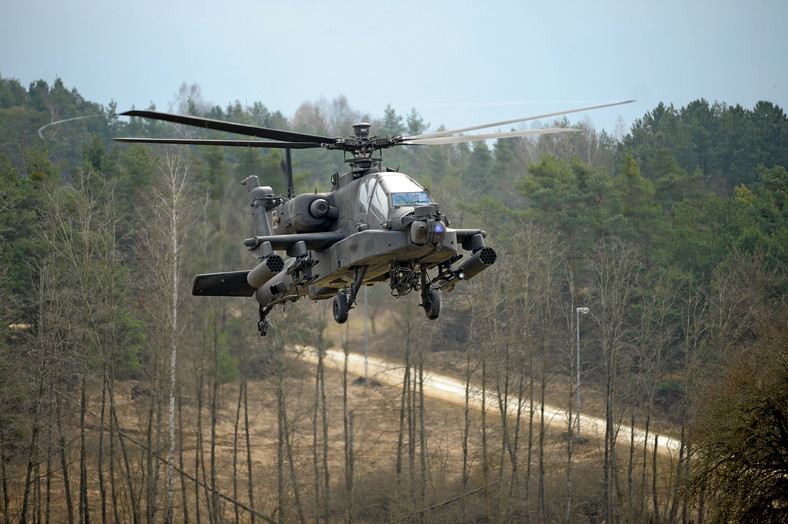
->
<box><xmin>352</xmin><ymin>122</ymin><xmax>371</xmax><ymax>139</ymax></box>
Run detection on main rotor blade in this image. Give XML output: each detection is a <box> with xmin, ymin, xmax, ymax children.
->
<box><xmin>113</xmin><ymin>137</ymin><xmax>323</xmax><ymax>149</ymax></box>
<box><xmin>405</xmin><ymin>100</ymin><xmax>634</xmax><ymax>140</ymax></box>
<box><xmin>121</xmin><ymin>109</ymin><xmax>334</xmax><ymax>144</ymax></box>
<box><xmin>401</xmin><ymin>127</ymin><xmax>581</xmax><ymax>146</ymax></box>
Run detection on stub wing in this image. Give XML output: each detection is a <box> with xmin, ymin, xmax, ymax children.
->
<box><xmin>194</xmin><ymin>232</ymin><xmax>344</xmax><ymax>298</ymax></box>
<box><xmin>244</xmin><ymin>232</ymin><xmax>345</xmax><ymax>253</ymax></box>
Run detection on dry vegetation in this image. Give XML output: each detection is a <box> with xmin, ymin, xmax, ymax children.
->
<box><xmin>2</xmin><ymin>306</ymin><xmax>688</xmax><ymax>523</ymax></box>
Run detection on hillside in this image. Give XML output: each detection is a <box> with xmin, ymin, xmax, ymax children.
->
<box><xmin>1</xmin><ymin>75</ymin><xmax>787</xmax><ymax>521</ymax></box>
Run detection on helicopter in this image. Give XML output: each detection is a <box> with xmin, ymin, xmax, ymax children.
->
<box><xmin>116</xmin><ymin>100</ymin><xmax>632</xmax><ymax>335</ymax></box>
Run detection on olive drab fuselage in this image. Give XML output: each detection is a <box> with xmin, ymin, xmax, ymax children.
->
<box><xmin>224</xmin><ymin>165</ymin><xmax>496</xmax><ymax>334</ymax></box>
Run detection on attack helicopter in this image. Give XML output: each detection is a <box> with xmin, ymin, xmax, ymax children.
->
<box><xmin>116</xmin><ymin>100</ymin><xmax>632</xmax><ymax>335</ymax></box>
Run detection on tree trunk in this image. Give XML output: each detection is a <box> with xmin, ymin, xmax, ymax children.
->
<box><xmin>210</xmin><ymin>316</ymin><xmax>221</xmax><ymax>522</ymax></box>
<box><xmin>481</xmin><ymin>338</ymin><xmax>489</xmax><ymax>517</ymax></box>
<box><xmin>56</xmin><ymin>393</ymin><xmax>76</xmax><ymax>524</ymax></box>
<box><xmin>233</xmin><ymin>376</ymin><xmax>244</xmax><ymax>523</ymax></box>
<box><xmin>177</xmin><ymin>385</ymin><xmax>190</xmax><ymax>524</ymax></box>
<box><xmin>79</xmin><ymin>375</ymin><xmax>90</xmax><ymax>524</ymax></box>
<box><xmin>107</xmin><ymin>378</ymin><xmax>123</xmax><ymax>524</ymax></box>
<box><xmin>342</xmin><ymin>329</ymin><xmax>355</xmax><ymax>523</ymax></box>
<box><xmin>1</xmin><ymin>427</ymin><xmax>10</xmax><ymax>521</ymax></box>
<box><xmin>417</xmin><ymin>344</ymin><xmax>427</xmax><ymax>521</ymax></box>
<box><xmin>20</xmin><ymin>407</ymin><xmax>40</xmax><ymax>524</ymax></box>
<box><xmin>244</xmin><ymin>374</ymin><xmax>256</xmax><ymax>524</ymax></box>
<box><xmin>526</xmin><ymin>363</ymin><xmax>535</xmax><ymax>519</ymax></box>
<box><xmin>194</xmin><ymin>331</ymin><xmax>206</xmax><ymax>524</ymax></box>
<box><xmin>280</xmin><ymin>376</ymin><xmax>306</xmax><ymax>524</ymax></box>
<box><xmin>652</xmin><ymin>435</ymin><xmax>660</xmax><ymax>524</ymax></box>
<box><xmin>538</xmin><ymin>362</ymin><xmax>547</xmax><ymax>521</ymax></box>
<box><xmin>112</xmin><ymin>402</ymin><xmax>140</xmax><ymax>524</ymax></box>
<box><xmin>313</xmin><ymin>346</ymin><xmax>329</xmax><ymax>523</ymax></box>
<box><xmin>98</xmin><ymin>373</ymin><xmax>108</xmax><ymax>524</ymax></box>
<box><xmin>395</xmin><ymin>326</ymin><xmax>411</xmax><ymax>519</ymax></box>
<box><xmin>461</xmin><ymin>346</ymin><xmax>472</xmax><ymax>523</ymax></box>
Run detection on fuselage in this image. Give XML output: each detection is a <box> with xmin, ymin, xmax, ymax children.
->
<box><xmin>265</xmin><ymin>167</ymin><xmax>461</xmax><ymax>298</ymax></box>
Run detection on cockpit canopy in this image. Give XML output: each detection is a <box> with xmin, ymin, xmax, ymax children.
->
<box><xmin>358</xmin><ymin>173</ymin><xmax>433</xmax><ymax>226</ymax></box>
<box><xmin>383</xmin><ymin>174</ymin><xmax>433</xmax><ymax>207</ymax></box>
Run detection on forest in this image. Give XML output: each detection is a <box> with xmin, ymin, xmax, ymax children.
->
<box><xmin>1</xmin><ymin>75</ymin><xmax>787</xmax><ymax>523</ymax></box>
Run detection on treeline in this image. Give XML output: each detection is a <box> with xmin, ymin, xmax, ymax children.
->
<box><xmin>0</xmin><ymin>74</ymin><xmax>786</xmax><ymax>522</ymax></box>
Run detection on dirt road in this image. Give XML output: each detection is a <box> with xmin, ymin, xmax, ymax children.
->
<box><xmin>291</xmin><ymin>346</ymin><xmax>681</xmax><ymax>456</ymax></box>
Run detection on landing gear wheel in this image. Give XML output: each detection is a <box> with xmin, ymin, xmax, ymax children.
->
<box><xmin>424</xmin><ymin>289</ymin><xmax>441</xmax><ymax>320</ymax></box>
<box><xmin>333</xmin><ymin>292</ymin><xmax>349</xmax><ymax>324</ymax></box>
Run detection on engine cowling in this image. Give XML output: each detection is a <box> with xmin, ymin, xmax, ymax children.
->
<box><xmin>273</xmin><ymin>193</ymin><xmax>338</xmax><ymax>234</ymax></box>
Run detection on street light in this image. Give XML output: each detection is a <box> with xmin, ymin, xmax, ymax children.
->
<box><xmin>576</xmin><ymin>306</ymin><xmax>590</xmax><ymax>438</ymax></box>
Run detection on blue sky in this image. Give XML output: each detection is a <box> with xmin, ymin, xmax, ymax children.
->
<box><xmin>2</xmin><ymin>0</ymin><xmax>786</xmax><ymax>136</ymax></box>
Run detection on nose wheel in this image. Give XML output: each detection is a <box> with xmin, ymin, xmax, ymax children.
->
<box><xmin>418</xmin><ymin>266</ymin><xmax>441</xmax><ymax>320</ymax></box>
<box><xmin>332</xmin><ymin>266</ymin><xmax>367</xmax><ymax>324</ymax></box>
<box><xmin>333</xmin><ymin>292</ymin><xmax>349</xmax><ymax>323</ymax></box>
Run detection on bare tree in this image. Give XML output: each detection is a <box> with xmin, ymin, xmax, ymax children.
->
<box><xmin>172</xmin><ymin>82</ymin><xmax>211</xmax><ymax>117</ymax></box>
<box><xmin>341</xmin><ymin>323</ymin><xmax>355</xmax><ymax>523</ymax></box>
<box><xmin>460</xmin><ymin>291</ymin><xmax>480</xmax><ymax>522</ymax></box>
<box><xmin>668</xmin><ymin>283</ymin><xmax>708</xmax><ymax>524</ymax></box>
<box><xmin>634</xmin><ymin>273</ymin><xmax>677</xmax><ymax>521</ymax></box>
<box><xmin>32</xmin><ymin>168</ymin><xmax>129</xmax><ymax>523</ymax></box>
<box><xmin>308</xmin><ymin>307</ymin><xmax>331</xmax><ymax>523</ymax></box>
<box><xmin>687</xmin><ymin>305</ymin><xmax>788</xmax><ymax>523</ymax></box>
<box><xmin>588</xmin><ymin>237</ymin><xmax>643</xmax><ymax>523</ymax></box>
<box><xmin>136</xmin><ymin>153</ymin><xmax>198</xmax><ymax>522</ymax></box>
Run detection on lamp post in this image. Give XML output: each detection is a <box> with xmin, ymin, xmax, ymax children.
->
<box><xmin>576</xmin><ymin>307</ymin><xmax>590</xmax><ymax>438</ymax></box>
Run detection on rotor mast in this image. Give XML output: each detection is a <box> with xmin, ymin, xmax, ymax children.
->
<box><xmin>329</xmin><ymin>121</ymin><xmax>399</xmax><ymax>173</ymax></box>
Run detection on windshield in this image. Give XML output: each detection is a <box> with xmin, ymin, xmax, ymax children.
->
<box><xmin>380</xmin><ymin>173</ymin><xmax>432</xmax><ymax>207</ymax></box>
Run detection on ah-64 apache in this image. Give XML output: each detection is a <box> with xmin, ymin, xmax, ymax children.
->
<box><xmin>117</xmin><ymin>100</ymin><xmax>631</xmax><ymax>335</ymax></box>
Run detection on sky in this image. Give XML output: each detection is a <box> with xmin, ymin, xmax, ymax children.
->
<box><xmin>2</xmin><ymin>0</ymin><xmax>786</xmax><ymax>137</ymax></box>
